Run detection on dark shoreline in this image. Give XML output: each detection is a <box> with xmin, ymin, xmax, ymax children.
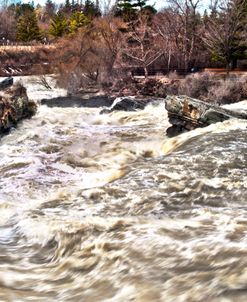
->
<box><xmin>40</xmin><ymin>95</ymin><xmax>165</xmax><ymax>114</ymax></box>
<box><xmin>41</xmin><ymin>95</ymin><xmax>115</xmax><ymax>108</ymax></box>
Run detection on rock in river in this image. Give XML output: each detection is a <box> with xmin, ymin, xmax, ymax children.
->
<box><xmin>100</xmin><ymin>96</ymin><xmax>162</xmax><ymax>114</ymax></box>
<box><xmin>0</xmin><ymin>77</ymin><xmax>13</xmax><ymax>90</ymax></box>
<box><xmin>165</xmin><ymin>95</ymin><xmax>247</xmax><ymax>136</ymax></box>
<box><xmin>0</xmin><ymin>78</ymin><xmax>37</xmax><ymax>135</ymax></box>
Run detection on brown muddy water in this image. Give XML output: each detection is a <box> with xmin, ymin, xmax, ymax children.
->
<box><xmin>0</xmin><ymin>77</ymin><xmax>247</xmax><ymax>302</ymax></box>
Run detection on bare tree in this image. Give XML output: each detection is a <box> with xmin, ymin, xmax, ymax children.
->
<box><xmin>163</xmin><ymin>0</ymin><xmax>203</xmax><ymax>70</ymax></box>
<box><xmin>122</xmin><ymin>12</ymin><xmax>163</xmax><ymax>77</ymax></box>
<box><xmin>202</xmin><ymin>0</ymin><xmax>247</xmax><ymax>73</ymax></box>
<box><xmin>154</xmin><ymin>9</ymin><xmax>182</xmax><ymax>71</ymax></box>
<box><xmin>0</xmin><ymin>6</ymin><xmax>16</xmax><ymax>41</ymax></box>
<box><xmin>55</xmin><ymin>27</ymin><xmax>102</xmax><ymax>89</ymax></box>
<box><xmin>100</xmin><ymin>0</ymin><xmax>116</xmax><ymax>15</ymax></box>
<box><xmin>209</xmin><ymin>0</ymin><xmax>220</xmax><ymax>12</ymax></box>
<box><xmin>0</xmin><ymin>0</ymin><xmax>10</xmax><ymax>9</ymax></box>
<box><xmin>51</xmin><ymin>17</ymin><xmax>125</xmax><ymax>92</ymax></box>
<box><xmin>94</xmin><ymin>16</ymin><xmax>124</xmax><ymax>75</ymax></box>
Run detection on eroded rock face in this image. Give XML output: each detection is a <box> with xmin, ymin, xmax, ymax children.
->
<box><xmin>165</xmin><ymin>95</ymin><xmax>247</xmax><ymax>136</ymax></box>
<box><xmin>100</xmin><ymin>97</ymin><xmax>148</xmax><ymax>114</ymax></box>
<box><xmin>100</xmin><ymin>96</ymin><xmax>163</xmax><ymax>114</ymax></box>
<box><xmin>41</xmin><ymin>95</ymin><xmax>113</xmax><ymax>108</ymax></box>
<box><xmin>0</xmin><ymin>79</ymin><xmax>37</xmax><ymax>134</ymax></box>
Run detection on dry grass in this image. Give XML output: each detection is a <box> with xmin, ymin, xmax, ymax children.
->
<box><xmin>175</xmin><ymin>72</ymin><xmax>247</xmax><ymax>104</ymax></box>
<box><xmin>0</xmin><ymin>44</ymin><xmax>55</xmax><ymax>54</ymax></box>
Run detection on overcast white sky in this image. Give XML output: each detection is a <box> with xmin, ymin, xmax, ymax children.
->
<box><xmin>153</xmin><ymin>0</ymin><xmax>211</xmax><ymax>11</ymax></box>
<box><xmin>18</xmin><ymin>0</ymin><xmax>211</xmax><ymax>11</ymax></box>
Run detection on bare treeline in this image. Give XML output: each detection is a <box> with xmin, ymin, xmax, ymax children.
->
<box><xmin>1</xmin><ymin>0</ymin><xmax>247</xmax><ymax>85</ymax></box>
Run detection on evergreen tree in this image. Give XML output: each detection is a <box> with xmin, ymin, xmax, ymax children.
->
<box><xmin>16</xmin><ymin>9</ymin><xmax>41</xmax><ymax>41</ymax></box>
<box><xmin>116</xmin><ymin>0</ymin><xmax>136</xmax><ymax>21</ymax></box>
<box><xmin>49</xmin><ymin>12</ymin><xmax>68</xmax><ymax>37</ymax></box>
<box><xmin>83</xmin><ymin>0</ymin><xmax>101</xmax><ymax>19</ymax></box>
<box><xmin>116</xmin><ymin>0</ymin><xmax>155</xmax><ymax>22</ymax></box>
<box><xmin>69</xmin><ymin>11</ymin><xmax>89</xmax><ymax>33</ymax></box>
<box><xmin>58</xmin><ymin>0</ymin><xmax>73</xmax><ymax>17</ymax></box>
<box><xmin>65</xmin><ymin>0</ymin><xmax>71</xmax><ymax>9</ymax></box>
<box><xmin>132</xmin><ymin>0</ymin><xmax>146</xmax><ymax>10</ymax></box>
<box><xmin>15</xmin><ymin>3</ymin><xmax>34</xmax><ymax>19</ymax></box>
<box><xmin>44</xmin><ymin>0</ymin><xmax>56</xmax><ymax>20</ymax></box>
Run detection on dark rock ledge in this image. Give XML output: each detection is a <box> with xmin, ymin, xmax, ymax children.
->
<box><xmin>41</xmin><ymin>95</ymin><xmax>163</xmax><ymax>112</ymax></box>
<box><xmin>100</xmin><ymin>96</ymin><xmax>163</xmax><ymax>113</ymax></box>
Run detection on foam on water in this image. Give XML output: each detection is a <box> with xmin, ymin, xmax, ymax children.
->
<box><xmin>0</xmin><ymin>76</ymin><xmax>246</xmax><ymax>301</ymax></box>
<box><xmin>161</xmin><ymin>118</ymin><xmax>247</xmax><ymax>155</ymax></box>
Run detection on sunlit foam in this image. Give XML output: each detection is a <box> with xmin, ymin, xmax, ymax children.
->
<box><xmin>161</xmin><ymin>119</ymin><xmax>247</xmax><ymax>155</ymax></box>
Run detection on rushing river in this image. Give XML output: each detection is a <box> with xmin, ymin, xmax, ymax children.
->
<box><xmin>0</xmin><ymin>77</ymin><xmax>247</xmax><ymax>302</ymax></box>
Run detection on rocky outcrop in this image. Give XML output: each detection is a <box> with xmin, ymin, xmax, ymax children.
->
<box><xmin>165</xmin><ymin>95</ymin><xmax>247</xmax><ymax>136</ymax></box>
<box><xmin>0</xmin><ymin>77</ymin><xmax>13</xmax><ymax>89</ymax></box>
<box><xmin>0</xmin><ymin>78</ymin><xmax>37</xmax><ymax>134</ymax></box>
<box><xmin>100</xmin><ymin>96</ymin><xmax>162</xmax><ymax>114</ymax></box>
<box><xmin>41</xmin><ymin>95</ymin><xmax>114</xmax><ymax>108</ymax></box>
<box><xmin>41</xmin><ymin>95</ymin><xmax>161</xmax><ymax>112</ymax></box>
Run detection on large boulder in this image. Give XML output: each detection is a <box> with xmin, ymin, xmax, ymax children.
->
<box><xmin>0</xmin><ymin>79</ymin><xmax>37</xmax><ymax>134</ymax></box>
<box><xmin>100</xmin><ymin>96</ymin><xmax>162</xmax><ymax>114</ymax></box>
<box><xmin>0</xmin><ymin>77</ymin><xmax>13</xmax><ymax>90</ymax></box>
<box><xmin>165</xmin><ymin>95</ymin><xmax>247</xmax><ymax>136</ymax></box>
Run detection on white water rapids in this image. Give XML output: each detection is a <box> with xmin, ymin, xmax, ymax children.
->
<box><xmin>0</xmin><ymin>77</ymin><xmax>247</xmax><ymax>301</ymax></box>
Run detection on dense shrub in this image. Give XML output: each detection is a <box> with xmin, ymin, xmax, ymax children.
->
<box><xmin>173</xmin><ymin>72</ymin><xmax>247</xmax><ymax>104</ymax></box>
<box><xmin>53</xmin><ymin>65</ymin><xmax>247</xmax><ymax>104</ymax></box>
<box><xmin>208</xmin><ymin>78</ymin><xmax>241</xmax><ymax>104</ymax></box>
<box><xmin>178</xmin><ymin>72</ymin><xmax>213</xmax><ymax>100</ymax></box>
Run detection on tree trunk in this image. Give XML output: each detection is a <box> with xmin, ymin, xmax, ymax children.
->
<box><xmin>226</xmin><ymin>62</ymin><xmax>230</xmax><ymax>77</ymax></box>
<box><xmin>167</xmin><ymin>49</ymin><xmax>171</xmax><ymax>72</ymax></box>
<box><xmin>144</xmin><ymin>66</ymin><xmax>148</xmax><ymax>78</ymax></box>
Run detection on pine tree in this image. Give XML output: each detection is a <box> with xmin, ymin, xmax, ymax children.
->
<box><xmin>65</xmin><ymin>0</ymin><xmax>71</xmax><ymax>9</ymax></box>
<box><xmin>116</xmin><ymin>0</ymin><xmax>154</xmax><ymax>22</ymax></box>
<box><xmin>44</xmin><ymin>0</ymin><xmax>56</xmax><ymax>21</ymax></box>
<box><xmin>132</xmin><ymin>0</ymin><xmax>146</xmax><ymax>10</ymax></box>
<box><xmin>16</xmin><ymin>11</ymin><xmax>41</xmax><ymax>41</ymax></box>
<box><xmin>15</xmin><ymin>3</ymin><xmax>34</xmax><ymax>19</ymax></box>
<box><xmin>49</xmin><ymin>13</ymin><xmax>68</xmax><ymax>37</ymax></box>
<box><xmin>69</xmin><ymin>11</ymin><xmax>89</xmax><ymax>33</ymax></box>
<box><xmin>83</xmin><ymin>0</ymin><xmax>101</xmax><ymax>19</ymax></box>
<box><xmin>116</xmin><ymin>0</ymin><xmax>136</xmax><ymax>22</ymax></box>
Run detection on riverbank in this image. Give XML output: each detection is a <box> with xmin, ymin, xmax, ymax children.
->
<box><xmin>55</xmin><ymin>71</ymin><xmax>247</xmax><ymax>106</ymax></box>
<box><xmin>0</xmin><ymin>45</ymin><xmax>54</xmax><ymax>77</ymax></box>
